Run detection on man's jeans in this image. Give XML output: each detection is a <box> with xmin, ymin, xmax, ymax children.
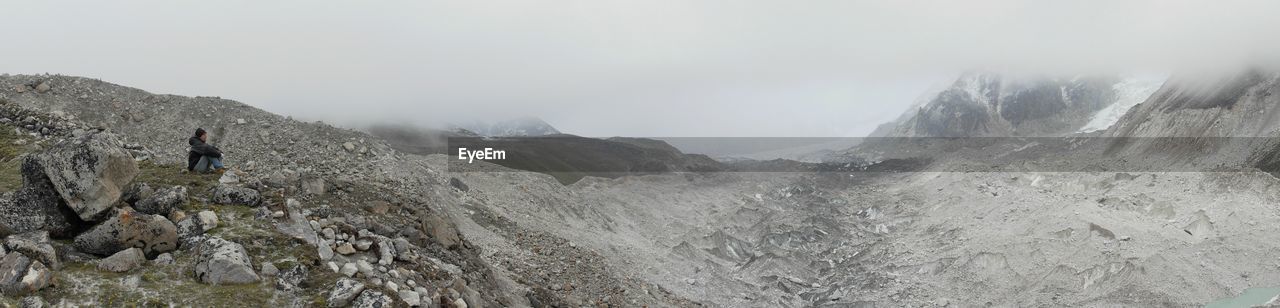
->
<box><xmin>194</xmin><ymin>156</ymin><xmax>225</xmax><ymax>173</ymax></box>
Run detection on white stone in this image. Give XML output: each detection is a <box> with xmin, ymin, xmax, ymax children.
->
<box><xmin>196</xmin><ymin>211</ymin><xmax>219</xmax><ymax>231</ymax></box>
<box><xmin>341</xmin><ymin>263</ymin><xmax>359</xmax><ymax>277</ymax></box>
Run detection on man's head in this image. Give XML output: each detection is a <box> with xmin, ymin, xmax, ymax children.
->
<box><xmin>195</xmin><ymin>128</ymin><xmax>207</xmax><ymax>142</ymax></box>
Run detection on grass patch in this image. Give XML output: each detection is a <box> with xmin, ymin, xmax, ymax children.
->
<box><xmin>135</xmin><ymin>160</ymin><xmax>220</xmax><ymax>190</ymax></box>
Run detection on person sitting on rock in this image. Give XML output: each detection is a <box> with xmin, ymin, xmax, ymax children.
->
<box><xmin>187</xmin><ymin>128</ymin><xmax>226</xmax><ymax>173</ymax></box>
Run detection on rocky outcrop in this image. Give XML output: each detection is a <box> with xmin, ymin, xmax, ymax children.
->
<box><xmin>193</xmin><ymin>236</ymin><xmax>259</xmax><ymax>285</ymax></box>
<box><xmin>73</xmin><ymin>207</ymin><xmax>179</xmax><ymax>257</ymax></box>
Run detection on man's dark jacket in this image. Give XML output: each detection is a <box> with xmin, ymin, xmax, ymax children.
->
<box><xmin>187</xmin><ymin>137</ymin><xmax>222</xmax><ymax>171</ymax></box>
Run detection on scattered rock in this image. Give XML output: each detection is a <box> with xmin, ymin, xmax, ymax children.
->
<box><xmin>300</xmin><ymin>174</ymin><xmax>326</xmax><ymax>195</ymax></box>
<box><xmin>196</xmin><ymin>210</ymin><xmax>219</xmax><ymax>231</ymax></box>
<box><xmin>318</xmin><ymin>241</ymin><xmax>334</xmax><ymax>261</ymax></box>
<box><xmin>422</xmin><ymin>214</ymin><xmax>461</xmax><ymax>250</ymax></box>
<box><xmin>174</xmin><ymin>215</ymin><xmax>208</xmax><ymax>245</ymax></box>
<box><xmin>19</xmin><ymin>296</ymin><xmax>43</xmax><ymax>308</ymax></box>
<box><xmin>327</xmin><ymin>278</ymin><xmax>366</xmax><ymax>308</ymax></box>
<box><xmin>33</xmin><ymin>82</ymin><xmax>50</xmax><ymax>93</ymax></box>
<box><xmin>218</xmin><ymin>172</ymin><xmax>240</xmax><ymax>184</ymax></box>
<box><xmin>0</xmin><ymin>253</ymin><xmax>53</xmax><ymax>296</ymax></box>
<box><xmin>209</xmin><ymin>184</ymin><xmax>262</xmax><ymax>206</ymax></box>
<box><xmin>336</xmin><ymin>243</ymin><xmax>356</xmax><ymax>255</ymax></box>
<box><xmin>449</xmin><ymin>177</ymin><xmax>469</xmax><ymax>192</ymax></box>
<box><xmin>4</xmin><ymin>231</ymin><xmax>59</xmax><ymax>270</ymax></box>
<box><xmin>261</xmin><ymin>262</ymin><xmax>279</xmax><ymax>276</ymax></box>
<box><xmin>398</xmin><ymin>290</ymin><xmax>421</xmax><ymax>306</ymax></box>
<box><xmin>276</xmin><ymin>265</ymin><xmax>308</xmax><ymax>291</ymax></box>
<box><xmin>341</xmin><ymin>263</ymin><xmax>358</xmax><ymax>277</ymax></box>
<box><xmin>73</xmin><ymin>208</ymin><xmax>178</xmax><ymax>257</ymax></box>
<box><xmin>152</xmin><ymin>253</ymin><xmax>174</xmax><ymax>266</ymax></box>
<box><xmin>351</xmin><ymin>290</ymin><xmax>393</xmax><ymax>308</ymax></box>
<box><xmin>133</xmin><ymin>186</ymin><xmax>187</xmax><ymax>215</ymax></box>
<box><xmin>97</xmin><ymin>247</ymin><xmax>145</xmax><ymax>272</ymax></box>
<box><xmin>193</xmin><ymin>236</ymin><xmax>259</xmax><ymax>285</ymax></box>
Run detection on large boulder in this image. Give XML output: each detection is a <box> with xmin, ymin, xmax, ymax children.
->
<box><xmin>210</xmin><ymin>185</ymin><xmax>262</xmax><ymax>206</ymax></box>
<box><xmin>27</xmin><ymin>132</ymin><xmax>138</xmax><ymax>221</ymax></box>
<box><xmin>73</xmin><ymin>207</ymin><xmax>179</xmax><ymax>257</ymax></box>
<box><xmin>0</xmin><ymin>158</ymin><xmax>89</xmax><ymax>238</ymax></box>
<box><xmin>193</xmin><ymin>236</ymin><xmax>259</xmax><ymax>285</ymax></box>
<box><xmin>0</xmin><ymin>253</ymin><xmax>53</xmax><ymax>296</ymax></box>
<box><xmin>4</xmin><ymin>231</ymin><xmax>60</xmax><ymax>270</ymax></box>
<box><xmin>133</xmin><ymin>186</ymin><xmax>187</xmax><ymax>215</ymax></box>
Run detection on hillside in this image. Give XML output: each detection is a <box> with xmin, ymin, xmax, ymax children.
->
<box><xmin>0</xmin><ymin>74</ymin><xmax>695</xmax><ymax>307</ymax></box>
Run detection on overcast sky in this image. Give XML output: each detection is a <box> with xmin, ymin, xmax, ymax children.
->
<box><xmin>5</xmin><ymin>1</ymin><xmax>1280</xmax><ymax>137</ymax></box>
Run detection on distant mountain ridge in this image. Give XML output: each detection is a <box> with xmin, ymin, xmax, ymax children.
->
<box><xmin>449</xmin><ymin>117</ymin><xmax>561</xmax><ymax>137</ymax></box>
<box><xmin>886</xmin><ymin>72</ymin><xmax>1159</xmax><ymax>137</ymax></box>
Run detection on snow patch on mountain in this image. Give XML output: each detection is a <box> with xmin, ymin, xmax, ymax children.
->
<box><xmin>1077</xmin><ymin>76</ymin><xmax>1165</xmax><ymax>133</ymax></box>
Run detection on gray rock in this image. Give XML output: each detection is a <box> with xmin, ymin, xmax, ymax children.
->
<box><xmin>19</xmin><ymin>296</ymin><xmax>43</xmax><ymax>308</ymax></box>
<box><xmin>0</xmin><ymin>253</ymin><xmax>53</xmax><ymax>296</ymax></box>
<box><xmin>0</xmin><ymin>158</ymin><xmax>86</xmax><ymax>237</ymax></box>
<box><xmin>152</xmin><ymin>253</ymin><xmax>174</xmax><ymax>266</ymax></box>
<box><xmin>377</xmin><ymin>238</ymin><xmax>394</xmax><ymax>265</ymax></box>
<box><xmin>73</xmin><ymin>207</ymin><xmax>178</xmax><ymax>257</ymax></box>
<box><xmin>4</xmin><ymin>231</ymin><xmax>59</xmax><ymax>270</ymax></box>
<box><xmin>318</xmin><ymin>241</ymin><xmax>334</xmax><ymax>261</ymax></box>
<box><xmin>341</xmin><ymin>263</ymin><xmax>358</xmax><ymax>277</ymax></box>
<box><xmin>29</xmin><ymin>132</ymin><xmax>139</xmax><ymax>221</ymax></box>
<box><xmin>327</xmin><ymin>278</ymin><xmax>366</xmax><ymax>308</ymax></box>
<box><xmin>260</xmin><ymin>262</ymin><xmax>279</xmax><ymax>276</ymax></box>
<box><xmin>422</xmin><ymin>214</ymin><xmax>461</xmax><ymax>250</ymax></box>
<box><xmin>276</xmin><ymin>265</ymin><xmax>307</xmax><ymax>291</ymax></box>
<box><xmin>398</xmin><ymin>290</ymin><xmax>421</xmax><ymax>306</ymax></box>
<box><xmin>300</xmin><ymin>173</ymin><xmax>326</xmax><ymax>195</ymax></box>
<box><xmin>33</xmin><ymin>82</ymin><xmax>50</xmax><ymax>93</ymax></box>
<box><xmin>335</xmin><ymin>243</ymin><xmax>356</xmax><ymax>255</ymax></box>
<box><xmin>97</xmin><ymin>247</ymin><xmax>145</xmax><ymax>272</ymax></box>
<box><xmin>193</xmin><ymin>236</ymin><xmax>259</xmax><ymax>285</ymax></box>
<box><xmin>174</xmin><ymin>216</ymin><xmax>207</xmax><ymax>246</ymax></box>
<box><xmin>449</xmin><ymin>177</ymin><xmax>468</xmax><ymax>192</ymax></box>
<box><xmin>276</xmin><ymin>199</ymin><xmax>319</xmax><ymax>246</ymax></box>
<box><xmin>121</xmin><ymin>182</ymin><xmax>154</xmax><ymax>205</ymax></box>
<box><xmin>133</xmin><ymin>186</ymin><xmax>186</xmax><ymax>215</ymax></box>
<box><xmin>393</xmin><ymin>238</ymin><xmax>413</xmax><ymax>261</ymax></box>
<box><xmin>209</xmin><ymin>185</ymin><xmax>262</xmax><ymax>206</ymax></box>
<box><xmin>351</xmin><ymin>290</ymin><xmax>393</xmax><ymax>308</ymax></box>
<box><xmin>196</xmin><ymin>210</ymin><xmax>219</xmax><ymax>231</ymax></box>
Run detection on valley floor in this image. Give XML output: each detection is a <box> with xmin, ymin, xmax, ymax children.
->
<box><xmin>448</xmin><ymin>157</ymin><xmax>1280</xmax><ymax>307</ymax></box>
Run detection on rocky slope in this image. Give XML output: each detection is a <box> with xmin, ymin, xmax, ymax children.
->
<box><xmin>0</xmin><ymin>74</ymin><xmax>694</xmax><ymax>307</ymax></box>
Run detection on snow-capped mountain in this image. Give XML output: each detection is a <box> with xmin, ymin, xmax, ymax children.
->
<box><xmin>887</xmin><ymin>72</ymin><xmax>1163</xmax><ymax>137</ymax></box>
